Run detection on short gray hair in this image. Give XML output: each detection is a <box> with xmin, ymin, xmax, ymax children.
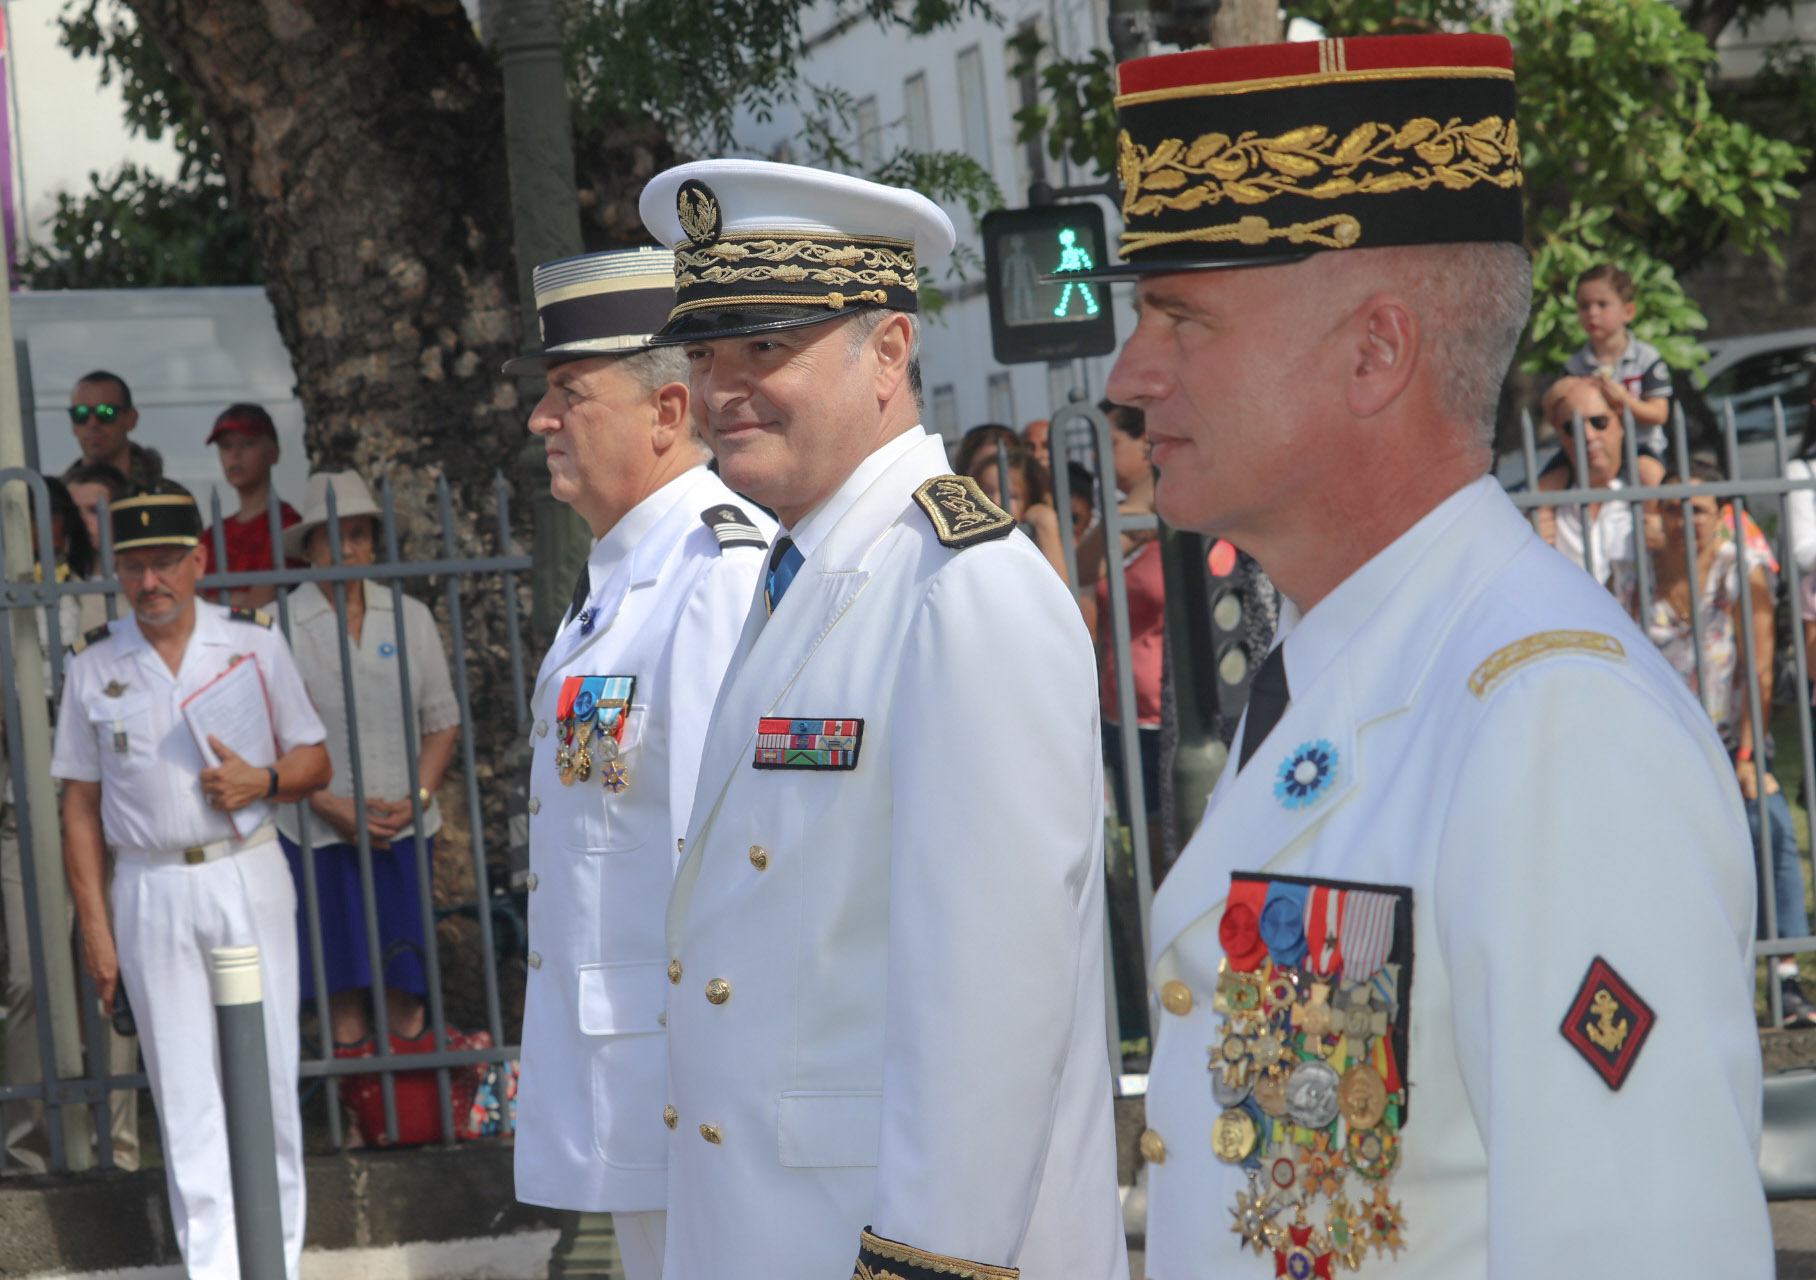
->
<box><xmin>1396</xmin><ymin>242</ymin><xmax>1532</xmax><ymax>450</ymax></box>
<box><xmin>607</xmin><ymin>344</ymin><xmax>705</xmax><ymax>452</ymax></box>
<box><xmin>844</xmin><ymin>309</ymin><xmax>923</xmax><ymax>411</ymax></box>
<box><xmin>613</xmin><ymin>343</ymin><xmax>691</xmax><ymax>396</ymax></box>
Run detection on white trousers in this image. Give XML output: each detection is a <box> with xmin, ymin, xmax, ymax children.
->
<box><xmin>113</xmin><ymin>841</ymin><xmax>305</xmax><ymax>1280</ymax></box>
<box><xmin>614</xmin><ymin>1210</ymin><xmax>666</xmax><ymax>1280</ymax></box>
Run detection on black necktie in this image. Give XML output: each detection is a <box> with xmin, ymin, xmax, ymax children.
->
<box><xmin>1238</xmin><ymin>645</ymin><xmax>1290</xmax><ymax>772</ymax></box>
<box><xmin>566</xmin><ymin>563</ymin><xmax>590</xmax><ymax>628</ymax></box>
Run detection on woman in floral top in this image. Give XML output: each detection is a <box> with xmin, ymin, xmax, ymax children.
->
<box><xmin>1613</xmin><ymin>458</ymin><xmax>1814</xmax><ymax>1023</ymax></box>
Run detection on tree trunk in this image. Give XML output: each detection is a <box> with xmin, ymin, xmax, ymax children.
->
<box><xmin>1210</xmin><ymin>0</ymin><xmax>1282</xmax><ymax>49</ymax></box>
<box><xmin>123</xmin><ymin>0</ymin><xmax>529</xmax><ymax>845</ymax></box>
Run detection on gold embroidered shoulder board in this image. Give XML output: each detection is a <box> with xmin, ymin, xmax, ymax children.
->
<box><xmin>912</xmin><ymin>475</ymin><xmax>1014</xmax><ymax>550</ymax></box>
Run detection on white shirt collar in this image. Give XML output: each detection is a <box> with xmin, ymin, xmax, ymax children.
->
<box><xmin>783</xmin><ymin>425</ymin><xmax>927</xmax><ymax>559</ymax></box>
<box><xmin>1275</xmin><ymin>476</ymin><xmax>1492</xmax><ymax>696</ymax></box>
<box><xmin>588</xmin><ymin>465</ymin><xmax>708</xmax><ymax>583</ymax></box>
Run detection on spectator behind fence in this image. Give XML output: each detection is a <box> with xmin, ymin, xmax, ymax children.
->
<box><xmin>64</xmin><ymin>463</ymin><xmax>130</xmax><ymax>633</ymax></box>
<box><xmin>965</xmin><ymin>438</ymin><xmax>1070</xmax><ymax>581</ymax></box>
<box><xmin>1562</xmin><ymin>263</ymin><xmax>1671</xmax><ymax>455</ymax></box>
<box><xmin>1023</xmin><ymin>418</ymin><xmax>1052</xmax><ymax>470</ymax></box>
<box><xmin>1780</xmin><ymin>375</ymin><xmax>1816</xmax><ymax>658</ymax></box>
<box><xmin>60</xmin><ymin>371</ymin><xmax>172</xmax><ymax>495</ymax></box>
<box><xmin>1</xmin><ymin>476</ymin><xmax>140</xmax><ymax>1173</ymax></box>
<box><xmin>201</xmin><ymin>404</ymin><xmax>302</xmax><ymax>610</ymax></box>
<box><xmin>274</xmin><ymin>473</ymin><xmax>460</xmax><ymax>1095</ymax></box>
<box><xmin>1613</xmin><ymin>458</ymin><xmax>1814</xmax><ymax>1026</ymax></box>
<box><xmin>64</xmin><ymin>461</ymin><xmax>129</xmax><ymax>551</ymax></box>
<box><xmin>1066</xmin><ymin>460</ymin><xmax>1097</xmax><ymax>543</ymax></box>
<box><xmin>1079</xmin><ymin>402</ymin><xmax>1162</xmax><ymax>836</ymax></box>
<box><xmin>51</xmin><ymin>492</ymin><xmax>329</xmax><ymax>1280</ymax></box>
<box><xmin>1535</xmin><ymin>376</ymin><xmax>1663</xmax><ymax>585</ymax></box>
<box><xmin>952</xmin><ymin>422</ymin><xmax>1023</xmax><ymax>481</ymax></box>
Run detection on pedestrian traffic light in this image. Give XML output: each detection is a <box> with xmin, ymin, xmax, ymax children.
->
<box><xmin>982</xmin><ymin>203</ymin><xmax>1118</xmax><ymax>365</ymax></box>
<box><xmin>1177</xmin><ymin>534</ymin><xmax>1262</xmax><ymax>742</ymax></box>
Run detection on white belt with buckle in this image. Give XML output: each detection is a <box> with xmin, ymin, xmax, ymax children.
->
<box><xmin>114</xmin><ymin>824</ymin><xmax>278</xmax><ymax>867</ymax></box>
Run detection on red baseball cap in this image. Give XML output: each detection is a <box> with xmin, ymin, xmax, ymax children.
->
<box><xmin>206</xmin><ymin>402</ymin><xmax>277</xmax><ymax>444</ymax></box>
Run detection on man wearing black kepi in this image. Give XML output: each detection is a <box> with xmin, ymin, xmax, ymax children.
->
<box><xmin>639</xmin><ymin>162</ymin><xmax>1126</xmax><ymax>1280</ymax></box>
<box><xmin>506</xmin><ymin>247</ymin><xmax>773</xmax><ymax>1280</ymax></box>
<box><xmin>52</xmin><ymin>493</ymin><xmax>329</xmax><ymax>1280</ymax></box>
<box><xmin>1091</xmin><ymin>34</ymin><xmax>1771</xmax><ymax>1278</ymax></box>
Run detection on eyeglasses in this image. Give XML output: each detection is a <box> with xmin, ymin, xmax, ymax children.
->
<box><xmin>117</xmin><ymin>550</ymin><xmax>191</xmax><ymax>579</ymax></box>
<box><xmin>68</xmin><ymin>404</ymin><xmax>122</xmax><ymax>425</ymax></box>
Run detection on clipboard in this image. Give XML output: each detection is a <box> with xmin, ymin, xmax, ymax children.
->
<box><xmin>180</xmin><ymin>653</ymin><xmax>279</xmax><ymax>839</ymax></box>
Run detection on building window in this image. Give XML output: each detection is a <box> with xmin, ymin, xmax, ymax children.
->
<box><xmin>955</xmin><ymin>45</ymin><xmax>994</xmax><ymax>173</ymax></box>
<box><xmin>932</xmin><ymin>383</ymin><xmax>960</xmax><ymax>438</ymax></box>
<box><xmin>903</xmin><ymin>72</ymin><xmax>934</xmax><ymax>153</ymax></box>
<box><xmin>988</xmin><ymin>372</ymin><xmax>1016</xmax><ymax>426</ymax></box>
<box><xmin>855</xmin><ymin>95</ymin><xmax>882</xmax><ymax>171</ymax></box>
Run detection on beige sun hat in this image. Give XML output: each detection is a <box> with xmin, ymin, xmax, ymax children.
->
<box><xmin>284</xmin><ymin>471</ymin><xmax>384</xmax><ymax>562</ymax></box>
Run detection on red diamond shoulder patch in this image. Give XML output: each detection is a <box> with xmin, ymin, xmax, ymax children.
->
<box><xmin>1560</xmin><ymin>955</ymin><xmax>1655</xmax><ymax>1090</ymax></box>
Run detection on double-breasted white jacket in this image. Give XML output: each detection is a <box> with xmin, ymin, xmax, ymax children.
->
<box><xmin>662</xmin><ymin>430</ymin><xmax>1128</xmax><ymax>1280</ymax></box>
<box><xmin>1142</xmin><ymin>476</ymin><xmax>1772</xmax><ymax>1278</ymax></box>
<box><xmin>515</xmin><ymin>465</ymin><xmax>772</xmax><ymax>1213</ymax></box>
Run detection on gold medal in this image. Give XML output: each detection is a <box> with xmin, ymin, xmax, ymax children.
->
<box><xmin>1251</xmin><ymin>1066</ymin><xmax>1290</xmax><ymax>1117</ymax></box>
<box><xmin>1339</xmin><ymin>1063</ymin><xmax>1389</xmax><ymax>1130</ymax></box>
<box><xmin>575</xmin><ymin>746</ymin><xmax>592</xmax><ymax>782</ymax></box>
<box><xmin>1211</xmin><ymin>1107</ymin><xmax>1259</xmax><ymax>1163</ymax></box>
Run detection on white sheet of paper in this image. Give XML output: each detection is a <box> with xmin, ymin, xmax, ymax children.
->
<box><xmin>181</xmin><ymin>654</ymin><xmax>277</xmax><ymax>840</ymax></box>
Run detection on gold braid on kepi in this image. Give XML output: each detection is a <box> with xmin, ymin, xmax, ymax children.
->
<box><xmin>850</xmin><ymin>1228</ymin><xmax>1018</xmax><ymax>1280</ymax></box>
<box><xmin>109</xmin><ymin>493</ymin><xmax>203</xmax><ymax>553</ymax></box>
<box><xmin>638</xmin><ymin>159</ymin><xmax>957</xmax><ymax>343</ymax></box>
<box><xmin>1064</xmin><ymin>33</ymin><xmax>1524</xmax><ymax>281</ymax></box>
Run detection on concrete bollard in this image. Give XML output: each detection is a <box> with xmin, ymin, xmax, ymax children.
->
<box><xmin>210</xmin><ymin>945</ymin><xmax>285</xmax><ymax>1280</ymax></box>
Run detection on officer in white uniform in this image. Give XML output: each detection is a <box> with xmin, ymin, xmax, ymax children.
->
<box><xmin>640</xmin><ymin>162</ymin><xmax>1127</xmax><ymax>1280</ymax></box>
<box><xmin>506</xmin><ymin>247</ymin><xmax>773</xmax><ymax>1280</ymax></box>
<box><xmin>1093</xmin><ymin>34</ymin><xmax>1773</xmax><ymax>1278</ymax></box>
<box><xmin>53</xmin><ymin>493</ymin><xmax>330</xmax><ymax>1280</ymax></box>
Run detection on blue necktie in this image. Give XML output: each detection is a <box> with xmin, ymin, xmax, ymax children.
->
<box><xmin>765</xmin><ymin>537</ymin><xmax>804</xmax><ymax>614</ymax></box>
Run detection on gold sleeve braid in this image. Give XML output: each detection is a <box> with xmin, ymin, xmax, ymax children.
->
<box><xmin>851</xmin><ymin>1228</ymin><xmax>1018</xmax><ymax>1280</ymax></box>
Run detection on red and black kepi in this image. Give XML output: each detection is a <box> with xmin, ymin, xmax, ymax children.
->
<box><xmin>1081</xmin><ymin>34</ymin><xmax>1524</xmax><ymax>279</ymax></box>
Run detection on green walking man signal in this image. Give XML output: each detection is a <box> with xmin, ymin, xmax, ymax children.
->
<box><xmin>1052</xmin><ymin>229</ymin><xmax>1100</xmax><ymax>318</ymax></box>
<box><xmin>983</xmin><ymin>202</ymin><xmax>1117</xmax><ymax>365</ymax></box>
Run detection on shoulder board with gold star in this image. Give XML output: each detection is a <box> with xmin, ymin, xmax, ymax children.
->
<box><xmin>70</xmin><ymin>623</ymin><xmax>111</xmax><ymax>655</ymax></box>
<box><xmin>911</xmin><ymin>474</ymin><xmax>1014</xmax><ymax>550</ymax></box>
<box><xmin>1468</xmin><ymin>629</ymin><xmax>1625</xmax><ymax>699</ymax></box>
<box><xmin>229</xmin><ymin>606</ymin><xmax>274</xmax><ymax>629</ymax></box>
<box><xmin>700</xmin><ymin>504</ymin><xmax>767</xmax><ymax>551</ymax></box>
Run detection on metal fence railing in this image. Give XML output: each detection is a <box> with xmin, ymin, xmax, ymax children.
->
<box><xmin>0</xmin><ymin>467</ymin><xmax>531</xmax><ymax>1169</ymax></box>
<box><xmin>1510</xmin><ymin>395</ymin><xmax>1816</xmax><ymax>1028</ymax></box>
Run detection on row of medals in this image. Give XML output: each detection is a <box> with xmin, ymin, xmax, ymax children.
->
<box><xmin>1209</xmin><ymin>961</ymin><xmax>1408</xmax><ymax>1272</ymax></box>
<box><xmin>555</xmin><ymin>712</ymin><xmax>623</xmax><ymax>789</ymax></box>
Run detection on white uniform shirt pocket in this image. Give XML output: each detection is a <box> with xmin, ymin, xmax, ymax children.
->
<box><xmin>86</xmin><ymin>693</ymin><xmax>152</xmax><ymax>770</ymax></box>
<box><xmin>776</xmin><ymin>1090</ymin><xmax>882</xmax><ymax>1168</ymax></box>
<box><xmin>576</xmin><ymin>959</ymin><xmax>668</xmax><ymax>1037</ymax></box>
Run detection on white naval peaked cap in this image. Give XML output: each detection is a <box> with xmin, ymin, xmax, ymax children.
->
<box><xmin>638</xmin><ymin>159</ymin><xmax>957</xmax><ymax>342</ymax></box>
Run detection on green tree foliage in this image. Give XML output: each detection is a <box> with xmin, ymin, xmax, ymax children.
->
<box><xmin>29</xmin><ymin>0</ymin><xmax>1002</xmax><ymax>291</ymax></box>
<box><xmin>23</xmin><ymin>0</ymin><xmax>258</xmax><ymax>287</ymax></box>
<box><xmin>1012</xmin><ymin>0</ymin><xmax>1807</xmax><ymax>374</ymax></box>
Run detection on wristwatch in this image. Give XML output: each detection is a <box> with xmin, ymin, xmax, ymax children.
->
<box><xmin>265</xmin><ymin>766</ymin><xmax>280</xmax><ymax>798</ymax></box>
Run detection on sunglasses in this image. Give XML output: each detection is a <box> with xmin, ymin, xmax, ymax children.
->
<box><xmin>68</xmin><ymin>404</ymin><xmax>123</xmax><ymax>425</ymax></box>
<box><xmin>1582</xmin><ymin>414</ymin><xmax>1615</xmax><ymax>432</ymax></box>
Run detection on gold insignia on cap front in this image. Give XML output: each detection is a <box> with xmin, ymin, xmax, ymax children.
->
<box><xmin>676</xmin><ymin>179</ymin><xmax>722</xmax><ymax>246</ymax></box>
